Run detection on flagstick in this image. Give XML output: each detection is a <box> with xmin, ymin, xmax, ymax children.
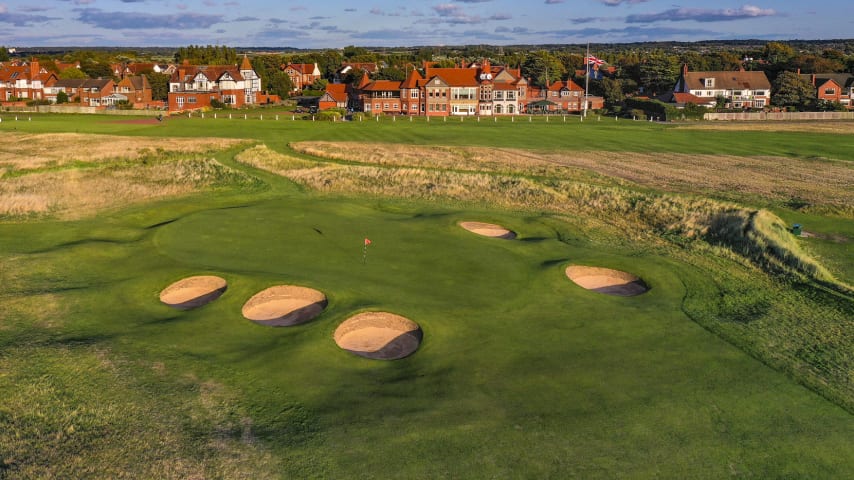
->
<box><xmin>362</xmin><ymin>243</ymin><xmax>367</xmax><ymax>264</ymax></box>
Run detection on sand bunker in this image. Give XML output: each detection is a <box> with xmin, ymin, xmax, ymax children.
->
<box><xmin>334</xmin><ymin>312</ymin><xmax>422</xmax><ymax>360</ymax></box>
<box><xmin>460</xmin><ymin>221</ymin><xmax>516</xmax><ymax>239</ymax></box>
<box><xmin>565</xmin><ymin>266</ymin><xmax>648</xmax><ymax>297</ymax></box>
<box><xmin>160</xmin><ymin>275</ymin><xmax>227</xmax><ymax>309</ymax></box>
<box><xmin>242</xmin><ymin>285</ymin><xmax>327</xmax><ymax>326</ymax></box>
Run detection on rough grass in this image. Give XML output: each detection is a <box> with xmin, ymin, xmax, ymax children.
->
<box><xmin>0</xmin><ymin>132</ymin><xmax>245</xmax><ymax>170</ymax></box>
<box><xmin>292</xmin><ymin>141</ymin><xmax>854</xmax><ymax>216</ymax></box>
<box><xmin>0</xmin><ymin>345</ymin><xmax>280</xmax><ymax>479</ymax></box>
<box><xmin>0</xmin><ymin>158</ymin><xmax>258</xmax><ymax>220</ymax></box>
<box><xmin>674</xmin><ymin>121</ymin><xmax>854</xmax><ymax>135</ymax></box>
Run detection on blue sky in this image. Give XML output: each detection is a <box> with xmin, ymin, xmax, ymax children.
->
<box><xmin>0</xmin><ymin>0</ymin><xmax>849</xmax><ymax>48</ymax></box>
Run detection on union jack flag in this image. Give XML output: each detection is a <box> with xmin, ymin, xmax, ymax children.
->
<box><xmin>585</xmin><ymin>55</ymin><xmax>605</xmax><ymax>65</ymax></box>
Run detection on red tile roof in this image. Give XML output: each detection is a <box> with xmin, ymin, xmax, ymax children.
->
<box><xmin>324</xmin><ymin>83</ymin><xmax>348</xmax><ymax>102</ymax></box>
<box><xmin>424</xmin><ymin>68</ymin><xmax>479</xmax><ymax>87</ymax></box>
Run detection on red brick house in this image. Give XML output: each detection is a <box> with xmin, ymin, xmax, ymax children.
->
<box><xmin>282</xmin><ymin>62</ymin><xmax>321</xmax><ymax>92</ymax></box>
<box><xmin>116</xmin><ymin>75</ymin><xmax>153</xmax><ymax>107</ymax></box>
<box><xmin>351</xmin><ymin>58</ymin><xmax>582</xmax><ymax>117</ymax></box>
<box><xmin>318</xmin><ymin>83</ymin><xmax>348</xmax><ymax>110</ymax></box>
<box><xmin>167</xmin><ymin>56</ymin><xmax>262</xmax><ymax>111</ymax></box>
<box><xmin>0</xmin><ymin>58</ymin><xmax>56</xmax><ymax>102</ymax></box>
<box><xmin>799</xmin><ymin>73</ymin><xmax>854</xmax><ymax>109</ymax></box>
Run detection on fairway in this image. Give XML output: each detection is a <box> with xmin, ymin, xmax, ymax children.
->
<box><xmin>1</xmin><ymin>113</ymin><xmax>852</xmax><ymax>478</ymax></box>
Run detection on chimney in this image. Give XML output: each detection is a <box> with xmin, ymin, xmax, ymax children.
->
<box><xmin>178</xmin><ymin>67</ymin><xmax>186</xmax><ymax>90</ymax></box>
<box><xmin>682</xmin><ymin>63</ymin><xmax>689</xmax><ymax>76</ymax></box>
<box><xmin>796</xmin><ymin>68</ymin><xmax>800</xmax><ymax>75</ymax></box>
<box><xmin>811</xmin><ymin>74</ymin><xmax>816</xmax><ymax>86</ymax></box>
<box><xmin>30</xmin><ymin>57</ymin><xmax>39</xmax><ymax>80</ymax></box>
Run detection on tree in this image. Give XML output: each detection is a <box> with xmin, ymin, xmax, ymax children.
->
<box><xmin>146</xmin><ymin>72</ymin><xmax>171</xmax><ymax>102</ymax></box>
<box><xmin>60</xmin><ymin>67</ymin><xmax>88</xmax><ymax>79</ymax></box>
<box><xmin>0</xmin><ymin>47</ymin><xmax>8</xmax><ymax>62</ymax></box>
<box><xmin>81</xmin><ymin>61</ymin><xmax>114</xmax><ymax>79</ymax></box>
<box><xmin>375</xmin><ymin>66</ymin><xmax>406</xmax><ymax>81</ymax></box>
<box><xmin>266</xmin><ymin>71</ymin><xmax>294</xmax><ymax>98</ymax></box>
<box><xmin>772</xmin><ymin>71</ymin><xmax>815</xmax><ymax>110</ymax></box>
<box><xmin>638</xmin><ymin>52</ymin><xmax>679</xmax><ymax>95</ymax></box>
<box><xmin>522</xmin><ymin>51</ymin><xmax>565</xmax><ymax>88</ymax></box>
<box><xmin>601</xmin><ymin>77</ymin><xmax>624</xmax><ymax>108</ymax></box>
<box><xmin>762</xmin><ymin>42</ymin><xmax>795</xmax><ymax>64</ymax></box>
<box><xmin>56</xmin><ymin>91</ymin><xmax>69</xmax><ymax>104</ymax></box>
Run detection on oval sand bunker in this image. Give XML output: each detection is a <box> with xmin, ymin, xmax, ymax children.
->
<box><xmin>565</xmin><ymin>266</ymin><xmax>648</xmax><ymax>297</ymax></box>
<box><xmin>242</xmin><ymin>286</ymin><xmax>327</xmax><ymax>326</ymax></box>
<box><xmin>459</xmin><ymin>221</ymin><xmax>516</xmax><ymax>239</ymax></box>
<box><xmin>160</xmin><ymin>275</ymin><xmax>227</xmax><ymax>310</ymax></box>
<box><xmin>334</xmin><ymin>312</ymin><xmax>422</xmax><ymax>360</ymax></box>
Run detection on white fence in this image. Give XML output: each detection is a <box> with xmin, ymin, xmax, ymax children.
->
<box><xmin>704</xmin><ymin>111</ymin><xmax>854</xmax><ymax>121</ymax></box>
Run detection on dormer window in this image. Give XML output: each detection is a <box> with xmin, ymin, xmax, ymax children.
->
<box><xmin>704</xmin><ymin>78</ymin><xmax>714</xmax><ymax>88</ymax></box>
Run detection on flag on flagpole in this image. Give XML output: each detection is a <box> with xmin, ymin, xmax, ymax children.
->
<box><xmin>364</xmin><ymin>238</ymin><xmax>372</xmax><ymax>246</ymax></box>
<box><xmin>585</xmin><ymin>55</ymin><xmax>605</xmax><ymax>65</ymax></box>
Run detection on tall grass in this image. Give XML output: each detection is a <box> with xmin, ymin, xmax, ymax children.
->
<box><xmin>291</xmin><ymin>142</ymin><xmax>854</xmax><ymax>216</ymax></box>
<box><xmin>0</xmin><ymin>158</ymin><xmax>260</xmax><ymax>220</ymax></box>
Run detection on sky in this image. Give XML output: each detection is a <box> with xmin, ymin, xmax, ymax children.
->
<box><xmin>0</xmin><ymin>0</ymin><xmax>850</xmax><ymax>48</ymax></box>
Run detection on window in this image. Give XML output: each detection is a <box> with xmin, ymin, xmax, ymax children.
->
<box><xmin>824</xmin><ymin>88</ymin><xmax>836</xmax><ymax>95</ymax></box>
<box><xmin>384</xmin><ymin>103</ymin><xmax>389</xmax><ymax>109</ymax></box>
<box><xmin>411</xmin><ymin>90</ymin><xmax>419</xmax><ymax>98</ymax></box>
<box><xmin>704</xmin><ymin>78</ymin><xmax>714</xmax><ymax>88</ymax></box>
<box><xmin>403</xmin><ymin>104</ymin><xmax>408</xmax><ymax>110</ymax></box>
<box><xmin>495</xmin><ymin>104</ymin><xmax>503</xmax><ymax>114</ymax></box>
<box><xmin>176</xmin><ymin>96</ymin><xmax>185</xmax><ymax>106</ymax></box>
<box><xmin>188</xmin><ymin>97</ymin><xmax>197</xmax><ymax>104</ymax></box>
<box><xmin>754</xmin><ymin>100</ymin><xmax>765</xmax><ymax>108</ymax></box>
<box><xmin>508</xmin><ymin>104</ymin><xmax>515</xmax><ymax>114</ymax></box>
<box><xmin>506</xmin><ymin>91</ymin><xmax>515</xmax><ymax>100</ymax></box>
<box><xmin>375</xmin><ymin>103</ymin><xmax>380</xmax><ymax>110</ymax></box>
<box><xmin>755</xmin><ymin>91</ymin><xmax>765</xmax><ymax>96</ymax></box>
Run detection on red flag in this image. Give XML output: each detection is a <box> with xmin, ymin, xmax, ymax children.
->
<box><xmin>364</xmin><ymin>238</ymin><xmax>372</xmax><ymax>246</ymax></box>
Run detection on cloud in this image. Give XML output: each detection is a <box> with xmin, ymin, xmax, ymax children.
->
<box><xmin>0</xmin><ymin>9</ymin><xmax>58</xmax><ymax>26</ymax></box>
<box><xmin>344</xmin><ymin>8</ymin><xmax>356</xmax><ymax>12</ymax></box>
<box><xmin>120</xmin><ymin>0</ymin><xmax>146</xmax><ymax>3</ymax></box>
<box><xmin>75</xmin><ymin>8</ymin><xmax>224</xmax><ymax>29</ymax></box>
<box><xmin>545</xmin><ymin>0</ymin><xmax>564</xmax><ymax>3</ymax></box>
<box><xmin>540</xmin><ymin>25</ymin><xmax>720</xmax><ymax>40</ymax></box>
<box><xmin>627</xmin><ymin>5</ymin><xmax>777</xmax><ymax>23</ymax></box>
<box><xmin>233</xmin><ymin>16</ymin><xmax>258</xmax><ymax>22</ymax></box>
<box><xmin>454</xmin><ymin>0</ymin><xmax>493</xmax><ymax>2</ymax></box>
<box><xmin>601</xmin><ymin>0</ymin><xmax>650</xmax><ymax>5</ymax></box>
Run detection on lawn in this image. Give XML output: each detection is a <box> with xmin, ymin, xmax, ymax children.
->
<box><xmin>0</xmin><ymin>113</ymin><xmax>851</xmax><ymax>478</ymax></box>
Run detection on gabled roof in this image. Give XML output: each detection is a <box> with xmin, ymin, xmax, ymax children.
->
<box><xmin>682</xmin><ymin>70</ymin><xmax>771</xmax><ymax>90</ymax></box>
<box><xmin>118</xmin><ymin>75</ymin><xmax>150</xmax><ymax>90</ymax></box>
<box><xmin>401</xmin><ymin>69</ymin><xmax>423</xmax><ymax>89</ymax></box>
<box><xmin>423</xmin><ymin>67</ymin><xmax>479</xmax><ymax>87</ymax></box>
<box><xmin>799</xmin><ymin>73</ymin><xmax>854</xmax><ymax>89</ymax></box>
<box><xmin>283</xmin><ymin>63</ymin><xmax>318</xmax><ymax>74</ymax></box>
<box><xmin>339</xmin><ymin>62</ymin><xmax>378</xmax><ymax>74</ymax></box>
<box><xmin>548</xmin><ymin>79</ymin><xmax>583</xmax><ymax>92</ymax></box>
<box><xmin>172</xmin><ymin>65</ymin><xmax>244</xmax><ymax>83</ymax></box>
<box><xmin>324</xmin><ymin>83</ymin><xmax>348</xmax><ymax>102</ymax></box>
<box><xmin>658</xmin><ymin>91</ymin><xmax>714</xmax><ymax>106</ymax></box>
<box><xmin>362</xmin><ymin>80</ymin><xmax>402</xmax><ymax>92</ymax></box>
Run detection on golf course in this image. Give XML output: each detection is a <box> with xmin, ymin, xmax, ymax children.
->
<box><xmin>1</xmin><ymin>112</ymin><xmax>852</xmax><ymax>478</ymax></box>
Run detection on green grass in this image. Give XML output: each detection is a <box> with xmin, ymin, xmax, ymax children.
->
<box><xmin>1</xmin><ymin>114</ymin><xmax>852</xmax><ymax>478</ymax></box>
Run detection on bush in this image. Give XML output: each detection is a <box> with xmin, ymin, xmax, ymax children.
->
<box><xmin>210</xmin><ymin>98</ymin><xmax>226</xmax><ymax>109</ymax></box>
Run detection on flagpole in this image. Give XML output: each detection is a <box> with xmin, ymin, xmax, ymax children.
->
<box><xmin>584</xmin><ymin>43</ymin><xmax>589</xmax><ymax>117</ymax></box>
